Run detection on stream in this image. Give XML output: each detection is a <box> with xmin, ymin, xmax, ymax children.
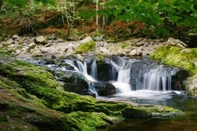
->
<box><xmin>29</xmin><ymin>56</ymin><xmax>197</xmax><ymax>131</ymax></box>
<box><xmin>100</xmin><ymin>94</ymin><xmax>197</xmax><ymax>131</ymax></box>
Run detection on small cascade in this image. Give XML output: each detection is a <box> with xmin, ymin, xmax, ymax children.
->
<box><xmin>135</xmin><ymin>65</ymin><xmax>175</xmax><ymax>91</ymax></box>
<box><xmin>110</xmin><ymin>57</ymin><xmax>134</xmax><ymax>93</ymax></box>
<box><xmin>30</xmin><ymin>56</ymin><xmax>180</xmax><ymax>97</ymax></box>
<box><xmin>76</xmin><ymin>61</ymin><xmax>88</xmax><ymax>74</ymax></box>
<box><xmin>91</xmin><ymin>59</ymin><xmax>98</xmax><ymax>79</ymax></box>
<box><xmin>65</xmin><ymin>59</ymin><xmax>98</xmax><ymax>96</ymax></box>
<box><xmin>108</xmin><ymin>57</ymin><xmax>177</xmax><ymax>94</ymax></box>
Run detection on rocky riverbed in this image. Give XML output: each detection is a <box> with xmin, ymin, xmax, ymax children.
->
<box><xmin>1</xmin><ymin>34</ymin><xmax>197</xmax><ymax>130</ymax></box>
<box><xmin>1</xmin><ymin>35</ymin><xmax>167</xmax><ymax>59</ymax></box>
<box><xmin>1</xmin><ymin>34</ymin><xmax>197</xmax><ymax>96</ymax></box>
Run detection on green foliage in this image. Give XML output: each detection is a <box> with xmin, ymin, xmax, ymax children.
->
<box><xmin>4</xmin><ymin>0</ymin><xmax>28</xmax><ymax>7</ymax></box>
<box><xmin>81</xmin><ymin>0</ymin><xmax>197</xmax><ymax>37</ymax></box>
<box><xmin>4</xmin><ymin>0</ymin><xmax>55</xmax><ymax>7</ymax></box>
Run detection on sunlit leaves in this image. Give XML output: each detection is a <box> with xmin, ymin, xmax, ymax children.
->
<box><xmin>79</xmin><ymin>10</ymin><xmax>96</xmax><ymax>20</ymax></box>
<box><xmin>98</xmin><ymin>0</ymin><xmax>197</xmax><ymax>36</ymax></box>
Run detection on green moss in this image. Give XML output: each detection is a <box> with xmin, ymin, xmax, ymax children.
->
<box><xmin>74</xmin><ymin>41</ymin><xmax>96</xmax><ymax>53</ymax></box>
<box><xmin>120</xmin><ymin>43</ymin><xmax>130</xmax><ymax>49</ymax></box>
<box><xmin>95</xmin><ymin>54</ymin><xmax>105</xmax><ymax>62</ymax></box>
<box><xmin>0</xmin><ymin>46</ymin><xmax>10</xmax><ymax>56</ymax></box>
<box><xmin>0</xmin><ymin>55</ymin><xmax>184</xmax><ymax>130</ymax></box>
<box><xmin>68</xmin><ymin>111</ymin><xmax>124</xmax><ymax>131</ymax></box>
<box><xmin>150</xmin><ymin>46</ymin><xmax>197</xmax><ymax>76</ymax></box>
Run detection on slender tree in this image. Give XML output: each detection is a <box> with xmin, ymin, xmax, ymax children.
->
<box><xmin>96</xmin><ymin>0</ymin><xmax>99</xmax><ymax>32</ymax></box>
<box><xmin>102</xmin><ymin>0</ymin><xmax>105</xmax><ymax>30</ymax></box>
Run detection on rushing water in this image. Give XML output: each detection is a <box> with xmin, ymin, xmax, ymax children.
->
<box><xmin>29</xmin><ymin>56</ymin><xmax>197</xmax><ymax>131</ymax></box>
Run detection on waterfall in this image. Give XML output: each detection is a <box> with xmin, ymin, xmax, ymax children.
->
<box><xmin>109</xmin><ymin>57</ymin><xmax>176</xmax><ymax>94</ymax></box>
<box><xmin>30</xmin><ymin>56</ymin><xmax>180</xmax><ymax>97</ymax></box>
<box><xmin>65</xmin><ymin>59</ymin><xmax>98</xmax><ymax>96</ymax></box>
<box><xmin>136</xmin><ymin>65</ymin><xmax>175</xmax><ymax>91</ymax></box>
<box><xmin>110</xmin><ymin>57</ymin><xmax>133</xmax><ymax>93</ymax></box>
<box><xmin>91</xmin><ymin>59</ymin><xmax>98</xmax><ymax>79</ymax></box>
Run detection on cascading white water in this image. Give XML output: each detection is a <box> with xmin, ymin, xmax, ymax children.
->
<box><xmin>137</xmin><ymin>65</ymin><xmax>175</xmax><ymax>91</ymax></box>
<box><xmin>64</xmin><ymin>59</ymin><xmax>98</xmax><ymax>96</ymax></box>
<box><xmin>109</xmin><ymin>57</ymin><xmax>177</xmax><ymax>95</ymax></box>
<box><xmin>31</xmin><ymin>56</ymin><xmax>180</xmax><ymax>98</ymax></box>
<box><xmin>112</xmin><ymin>68</ymin><xmax>132</xmax><ymax>94</ymax></box>
<box><xmin>91</xmin><ymin>59</ymin><xmax>98</xmax><ymax>79</ymax></box>
<box><xmin>110</xmin><ymin>58</ymin><xmax>135</xmax><ymax>93</ymax></box>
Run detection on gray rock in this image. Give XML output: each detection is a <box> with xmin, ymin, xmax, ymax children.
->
<box><xmin>167</xmin><ymin>37</ymin><xmax>187</xmax><ymax>48</ymax></box>
<box><xmin>79</xmin><ymin>36</ymin><xmax>93</xmax><ymax>44</ymax></box>
<box><xmin>6</xmin><ymin>39</ymin><xmax>14</xmax><ymax>45</ymax></box>
<box><xmin>93</xmin><ymin>36</ymin><xmax>104</xmax><ymax>41</ymax></box>
<box><xmin>129</xmin><ymin>49</ymin><xmax>137</xmax><ymax>56</ymax></box>
<box><xmin>136</xmin><ymin>47</ymin><xmax>142</xmax><ymax>55</ymax></box>
<box><xmin>12</xmin><ymin>34</ymin><xmax>19</xmax><ymax>39</ymax></box>
<box><xmin>56</xmin><ymin>38</ymin><xmax>64</xmax><ymax>42</ymax></box>
<box><xmin>35</xmin><ymin>36</ymin><xmax>46</xmax><ymax>44</ymax></box>
<box><xmin>185</xmin><ymin>75</ymin><xmax>197</xmax><ymax>96</ymax></box>
<box><xmin>142</xmin><ymin>49</ymin><xmax>150</xmax><ymax>56</ymax></box>
<box><xmin>15</xmin><ymin>49</ymin><xmax>21</xmax><ymax>55</ymax></box>
<box><xmin>99</xmin><ymin>47</ymin><xmax>109</xmax><ymax>54</ymax></box>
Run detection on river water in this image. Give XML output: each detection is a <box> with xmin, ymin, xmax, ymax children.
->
<box><xmin>99</xmin><ymin>91</ymin><xmax>197</xmax><ymax>131</ymax></box>
<box><xmin>30</xmin><ymin>56</ymin><xmax>197</xmax><ymax>131</ymax></box>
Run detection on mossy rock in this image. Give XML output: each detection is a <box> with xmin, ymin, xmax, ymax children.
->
<box><xmin>0</xmin><ymin>55</ymin><xmax>184</xmax><ymax>130</ymax></box>
<box><xmin>184</xmin><ymin>75</ymin><xmax>197</xmax><ymax>96</ymax></box>
<box><xmin>150</xmin><ymin>46</ymin><xmax>197</xmax><ymax>76</ymax></box>
<box><xmin>68</xmin><ymin>111</ymin><xmax>124</xmax><ymax>131</ymax></box>
<box><xmin>74</xmin><ymin>41</ymin><xmax>96</xmax><ymax>53</ymax></box>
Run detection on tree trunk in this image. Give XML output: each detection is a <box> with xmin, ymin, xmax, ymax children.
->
<box><xmin>96</xmin><ymin>0</ymin><xmax>99</xmax><ymax>32</ymax></box>
<box><xmin>102</xmin><ymin>0</ymin><xmax>105</xmax><ymax>30</ymax></box>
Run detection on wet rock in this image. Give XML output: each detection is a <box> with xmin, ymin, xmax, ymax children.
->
<box><xmin>97</xmin><ymin>83</ymin><xmax>116</xmax><ymax>96</ymax></box>
<box><xmin>61</xmin><ymin>71</ymin><xmax>90</xmax><ymax>95</ymax></box>
<box><xmin>61</xmin><ymin>70</ymin><xmax>116</xmax><ymax>96</ymax></box>
<box><xmin>171</xmin><ymin>69</ymin><xmax>189</xmax><ymax>91</ymax></box>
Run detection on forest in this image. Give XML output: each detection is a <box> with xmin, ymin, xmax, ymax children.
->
<box><xmin>1</xmin><ymin>0</ymin><xmax>197</xmax><ymax>45</ymax></box>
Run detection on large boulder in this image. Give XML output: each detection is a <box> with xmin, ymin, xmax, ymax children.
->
<box><xmin>60</xmin><ymin>70</ymin><xmax>116</xmax><ymax>96</ymax></box>
<box><xmin>60</xmin><ymin>71</ymin><xmax>90</xmax><ymax>95</ymax></box>
<box><xmin>97</xmin><ymin>83</ymin><xmax>116</xmax><ymax>96</ymax></box>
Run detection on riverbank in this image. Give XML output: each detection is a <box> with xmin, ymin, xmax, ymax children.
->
<box><xmin>1</xmin><ymin>34</ymin><xmax>197</xmax><ymax>96</ymax></box>
<box><xmin>0</xmin><ymin>35</ymin><xmax>187</xmax><ymax>130</ymax></box>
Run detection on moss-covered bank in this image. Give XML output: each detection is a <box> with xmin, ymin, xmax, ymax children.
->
<box><xmin>150</xmin><ymin>44</ymin><xmax>197</xmax><ymax>96</ymax></box>
<box><xmin>150</xmin><ymin>46</ymin><xmax>197</xmax><ymax>76</ymax></box>
<box><xmin>0</xmin><ymin>54</ymin><xmax>183</xmax><ymax>130</ymax></box>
